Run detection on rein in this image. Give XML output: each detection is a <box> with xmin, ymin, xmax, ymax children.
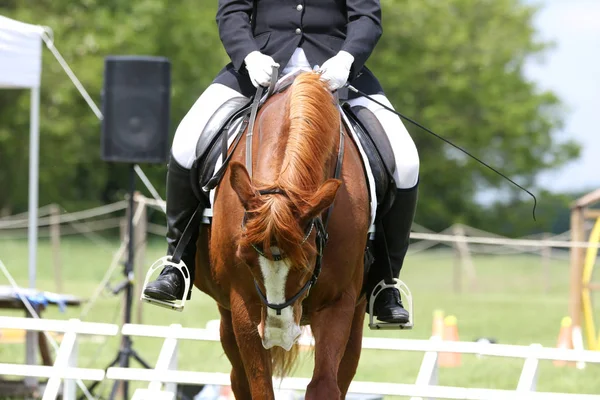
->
<box><xmin>242</xmin><ymin>71</ymin><xmax>345</xmax><ymax>315</ymax></box>
<box><xmin>245</xmin><ymin>66</ymin><xmax>279</xmax><ymax>177</ymax></box>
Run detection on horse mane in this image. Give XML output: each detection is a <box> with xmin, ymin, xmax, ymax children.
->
<box><xmin>240</xmin><ymin>72</ymin><xmax>339</xmax><ymax>270</ymax></box>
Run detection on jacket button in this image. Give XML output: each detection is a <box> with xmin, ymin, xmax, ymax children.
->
<box><xmin>296</xmin><ymin>4</ymin><xmax>303</xmax><ymax>11</ymax></box>
<box><xmin>295</xmin><ymin>28</ymin><xmax>302</xmax><ymax>34</ymax></box>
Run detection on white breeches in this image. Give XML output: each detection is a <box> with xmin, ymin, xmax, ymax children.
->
<box><xmin>171</xmin><ymin>83</ymin><xmax>244</xmax><ymax>169</ymax></box>
<box><xmin>172</xmin><ymin>50</ymin><xmax>419</xmax><ymax>189</ymax></box>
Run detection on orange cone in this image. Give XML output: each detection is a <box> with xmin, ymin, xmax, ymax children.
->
<box><xmin>432</xmin><ymin>309</ymin><xmax>445</xmax><ymax>338</ymax></box>
<box><xmin>438</xmin><ymin>315</ymin><xmax>461</xmax><ymax>367</ymax></box>
<box><xmin>553</xmin><ymin>316</ymin><xmax>574</xmax><ymax>367</ymax></box>
<box><xmin>0</xmin><ymin>328</ymin><xmax>26</xmax><ymax>343</ymax></box>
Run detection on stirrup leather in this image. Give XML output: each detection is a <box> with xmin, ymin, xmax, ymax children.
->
<box><xmin>140</xmin><ymin>256</ymin><xmax>191</xmax><ymax>311</ymax></box>
<box><xmin>368</xmin><ymin>278</ymin><xmax>414</xmax><ymax>330</ymax></box>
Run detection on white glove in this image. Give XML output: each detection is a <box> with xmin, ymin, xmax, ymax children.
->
<box><xmin>317</xmin><ymin>51</ymin><xmax>355</xmax><ymax>91</ymax></box>
<box><xmin>244</xmin><ymin>51</ymin><xmax>280</xmax><ymax>88</ymax></box>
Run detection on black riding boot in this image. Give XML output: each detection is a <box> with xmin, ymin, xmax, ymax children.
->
<box><xmin>372</xmin><ymin>183</ymin><xmax>418</xmax><ymax>323</ymax></box>
<box><xmin>143</xmin><ymin>155</ymin><xmax>203</xmax><ymax>302</ymax></box>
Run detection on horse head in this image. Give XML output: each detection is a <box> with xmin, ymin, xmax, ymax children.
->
<box><xmin>230</xmin><ymin>161</ymin><xmax>340</xmax><ymax>350</ymax></box>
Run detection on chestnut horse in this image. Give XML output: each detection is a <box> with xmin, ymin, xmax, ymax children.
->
<box><xmin>195</xmin><ymin>71</ymin><xmax>370</xmax><ymax>399</ymax></box>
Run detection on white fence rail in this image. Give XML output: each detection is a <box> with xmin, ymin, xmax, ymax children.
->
<box><xmin>0</xmin><ymin>317</ymin><xmax>118</xmax><ymax>400</ymax></box>
<box><xmin>110</xmin><ymin>322</ymin><xmax>600</xmax><ymax>400</ymax></box>
<box><xmin>2</xmin><ymin>317</ymin><xmax>600</xmax><ymax>400</ymax></box>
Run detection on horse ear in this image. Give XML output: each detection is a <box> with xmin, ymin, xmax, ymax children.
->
<box><xmin>229</xmin><ymin>161</ymin><xmax>257</xmax><ymax>210</ymax></box>
<box><xmin>301</xmin><ymin>179</ymin><xmax>342</xmax><ymax>222</ymax></box>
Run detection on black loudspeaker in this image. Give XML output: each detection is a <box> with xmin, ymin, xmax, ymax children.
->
<box><xmin>101</xmin><ymin>56</ymin><xmax>171</xmax><ymax>164</ymax></box>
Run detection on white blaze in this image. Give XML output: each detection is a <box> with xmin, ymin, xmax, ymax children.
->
<box><xmin>258</xmin><ymin>250</ymin><xmax>302</xmax><ymax>351</ymax></box>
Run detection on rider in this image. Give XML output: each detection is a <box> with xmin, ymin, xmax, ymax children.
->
<box><xmin>143</xmin><ymin>0</ymin><xmax>420</xmax><ymax>324</ymax></box>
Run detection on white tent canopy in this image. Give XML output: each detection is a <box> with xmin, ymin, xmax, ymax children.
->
<box><xmin>0</xmin><ymin>15</ymin><xmax>44</xmax><ymax>88</ymax></box>
<box><xmin>0</xmin><ymin>15</ymin><xmax>46</xmax><ymax>288</ymax></box>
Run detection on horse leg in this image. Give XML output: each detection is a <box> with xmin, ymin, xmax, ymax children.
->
<box><xmin>337</xmin><ymin>298</ymin><xmax>367</xmax><ymax>397</ymax></box>
<box><xmin>218</xmin><ymin>305</ymin><xmax>252</xmax><ymax>399</ymax></box>
<box><xmin>306</xmin><ymin>291</ymin><xmax>357</xmax><ymax>400</ymax></box>
<box><xmin>229</xmin><ymin>291</ymin><xmax>275</xmax><ymax>399</ymax></box>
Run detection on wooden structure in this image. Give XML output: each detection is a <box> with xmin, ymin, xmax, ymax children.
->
<box><xmin>569</xmin><ymin>188</ymin><xmax>600</xmax><ymax>350</ymax></box>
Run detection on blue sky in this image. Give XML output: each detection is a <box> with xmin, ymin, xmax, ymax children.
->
<box><xmin>524</xmin><ymin>0</ymin><xmax>600</xmax><ymax>193</ymax></box>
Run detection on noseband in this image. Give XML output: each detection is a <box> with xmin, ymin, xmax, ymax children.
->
<box><xmin>241</xmin><ymin>188</ymin><xmax>328</xmax><ymax>316</ymax></box>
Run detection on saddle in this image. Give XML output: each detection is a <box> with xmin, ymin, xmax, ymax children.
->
<box><xmin>341</xmin><ymin>103</ymin><xmax>397</xmax><ymax>217</ymax></box>
<box><xmin>190</xmin><ymin>96</ymin><xmax>253</xmax><ymax>203</ymax></box>
<box><xmin>190</xmin><ymin>79</ymin><xmax>397</xmax><ymax>221</ymax></box>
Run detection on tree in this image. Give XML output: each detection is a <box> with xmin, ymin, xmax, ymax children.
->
<box><xmin>369</xmin><ymin>0</ymin><xmax>579</xmax><ymax>232</ymax></box>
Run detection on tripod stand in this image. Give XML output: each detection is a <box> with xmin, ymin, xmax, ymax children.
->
<box><xmin>83</xmin><ymin>164</ymin><xmax>152</xmax><ymax>400</ymax></box>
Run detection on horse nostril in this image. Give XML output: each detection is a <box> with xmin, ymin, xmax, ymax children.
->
<box><xmin>266</xmin><ymin>316</ymin><xmax>285</xmax><ymax>329</ymax></box>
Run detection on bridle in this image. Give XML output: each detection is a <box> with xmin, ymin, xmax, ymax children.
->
<box><xmin>241</xmin><ymin>188</ymin><xmax>328</xmax><ymax>316</ymax></box>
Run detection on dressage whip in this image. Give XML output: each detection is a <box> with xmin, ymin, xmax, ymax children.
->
<box><xmin>346</xmin><ymin>84</ymin><xmax>538</xmax><ymax>221</ymax></box>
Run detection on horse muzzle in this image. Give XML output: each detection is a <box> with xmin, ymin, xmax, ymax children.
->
<box><xmin>260</xmin><ymin>320</ymin><xmax>302</xmax><ymax>351</ymax></box>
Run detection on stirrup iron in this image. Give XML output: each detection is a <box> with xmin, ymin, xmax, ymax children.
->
<box><xmin>368</xmin><ymin>278</ymin><xmax>414</xmax><ymax>330</ymax></box>
<box><xmin>141</xmin><ymin>256</ymin><xmax>191</xmax><ymax>311</ymax></box>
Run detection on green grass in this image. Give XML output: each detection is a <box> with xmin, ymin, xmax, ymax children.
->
<box><xmin>1</xmin><ymin>237</ymin><xmax>599</xmax><ymax>399</ymax></box>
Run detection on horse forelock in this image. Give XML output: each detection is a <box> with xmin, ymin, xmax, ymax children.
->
<box><xmin>240</xmin><ymin>194</ymin><xmax>309</xmax><ymax>269</ymax></box>
<box><xmin>240</xmin><ymin>72</ymin><xmax>339</xmax><ymax>271</ymax></box>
